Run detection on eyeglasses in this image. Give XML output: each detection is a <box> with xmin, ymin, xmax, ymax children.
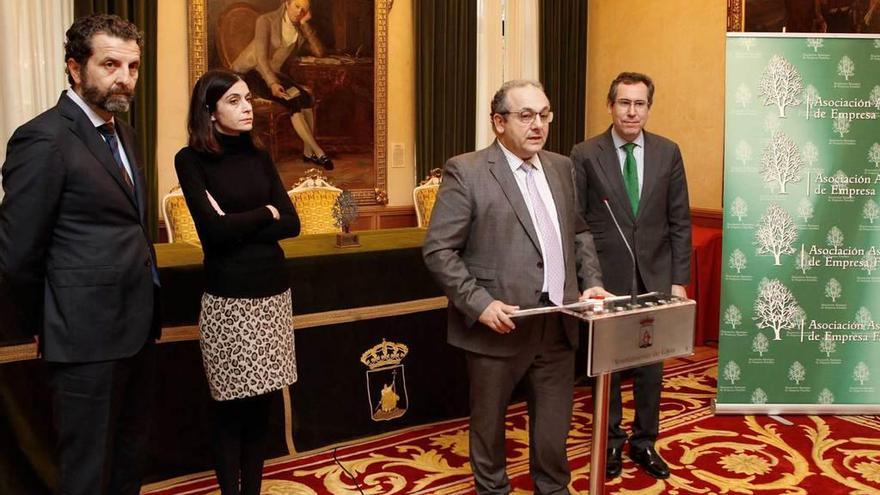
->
<box><xmin>498</xmin><ymin>108</ymin><xmax>554</xmax><ymax>124</ymax></box>
<box><xmin>614</xmin><ymin>99</ymin><xmax>649</xmax><ymax>112</ymax></box>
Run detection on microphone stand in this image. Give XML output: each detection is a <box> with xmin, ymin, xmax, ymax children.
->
<box><xmin>603</xmin><ymin>198</ymin><xmax>639</xmax><ymax>307</ymax></box>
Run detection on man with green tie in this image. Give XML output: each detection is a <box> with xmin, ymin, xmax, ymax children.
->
<box><xmin>570</xmin><ymin>71</ymin><xmax>692</xmax><ymax>481</ymax></box>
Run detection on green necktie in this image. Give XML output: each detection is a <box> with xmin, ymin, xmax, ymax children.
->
<box><xmin>621</xmin><ymin>142</ymin><xmax>639</xmax><ymax>215</ymax></box>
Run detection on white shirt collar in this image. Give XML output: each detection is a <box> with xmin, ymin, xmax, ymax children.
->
<box><xmin>497</xmin><ymin>140</ymin><xmax>543</xmax><ymax>173</ymax></box>
<box><xmin>66</xmin><ymin>88</ymin><xmax>114</xmax><ymax>129</ymax></box>
<box><xmin>610</xmin><ymin>126</ymin><xmax>644</xmax><ymax>150</ymax></box>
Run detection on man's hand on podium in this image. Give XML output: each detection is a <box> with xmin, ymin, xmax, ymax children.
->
<box><xmin>671</xmin><ymin>284</ymin><xmax>687</xmax><ymax>298</ymax></box>
<box><xmin>579</xmin><ymin>286</ymin><xmax>614</xmax><ymax>301</ymax></box>
<box><xmin>479</xmin><ymin>300</ymin><xmax>519</xmax><ymax>334</ymax></box>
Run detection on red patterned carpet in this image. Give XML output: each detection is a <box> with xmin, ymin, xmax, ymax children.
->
<box><xmin>144</xmin><ymin>351</ymin><xmax>880</xmax><ymax>494</ymax></box>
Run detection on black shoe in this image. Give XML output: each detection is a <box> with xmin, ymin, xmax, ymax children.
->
<box><xmin>629</xmin><ymin>445</ymin><xmax>670</xmax><ymax>479</ymax></box>
<box><xmin>316</xmin><ymin>154</ymin><xmax>334</xmax><ymax>170</ymax></box>
<box><xmin>303</xmin><ymin>153</ymin><xmax>334</xmax><ymax>171</ymax></box>
<box><xmin>606</xmin><ymin>446</ymin><xmax>623</xmax><ymax>479</ymax></box>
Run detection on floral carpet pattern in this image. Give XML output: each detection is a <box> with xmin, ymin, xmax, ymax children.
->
<box><xmin>145</xmin><ymin>356</ymin><xmax>880</xmax><ymax>494</ymax></box>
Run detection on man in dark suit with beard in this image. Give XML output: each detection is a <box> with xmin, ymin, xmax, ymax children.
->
<box><xmin>570</xmin><ymin>72</ymin><xmax>692</xmax><ymax>481</ymax></box>
<box><xmin>0</xmin><ymin>14</ymin><xmax>159</xmax><ymax>495</ymax></box>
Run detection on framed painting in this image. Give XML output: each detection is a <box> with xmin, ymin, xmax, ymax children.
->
<box><xmin>729</xmin><ymin>0</ymin><xmax>880</xmax><ymax>33</ymax></box>
<box><xmin>188</xmin><ymin>0</ymin><xmax>388</xmax><ymax>205</ymax></box>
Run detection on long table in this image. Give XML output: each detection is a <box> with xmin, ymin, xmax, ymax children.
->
<box><xmin>0</xmin><ymin>229</ymin><xmax>470</xmax><ymax>494</ymax></box>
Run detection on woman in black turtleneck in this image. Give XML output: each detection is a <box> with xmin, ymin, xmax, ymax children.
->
<box><xmin>175</xmin><ymin>69</ymin><xmax>300</xmax><ymax>495</ymax></box>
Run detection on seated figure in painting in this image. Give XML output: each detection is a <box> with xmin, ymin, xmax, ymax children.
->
<box><xmin>233</xmin><ymin>0</ymin><xmax>333</xmax><ymax>169</ymax></box>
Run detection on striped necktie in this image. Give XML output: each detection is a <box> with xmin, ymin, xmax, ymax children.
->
<box><xmin>522</xmin><ymin>160</ymin><xmax>565</xmax><ymax>306</ymax></box>
<box><xmin>97</xmin><ymin>122</ymin><xmax>134</xmax><ymax>192</ymax></box>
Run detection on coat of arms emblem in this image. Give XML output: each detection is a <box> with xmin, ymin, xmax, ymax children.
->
<box><xmin>360</xmin><ymin>339</ymin><xmax>409</xmax><ymax>421</ymax></box>
<box><xmin>638</xmin><ymin>316</ymin><xmax>655</xmax><ymax>349</ymax></box>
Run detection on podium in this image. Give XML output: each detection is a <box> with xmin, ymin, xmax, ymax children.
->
<box><xmin>565</xmin><ymin>293</ymin><xmax>695</xmax><ymax>492</ymax></box>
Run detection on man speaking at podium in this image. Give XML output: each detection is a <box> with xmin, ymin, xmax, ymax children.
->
<box><xmin>424</xmin><ymin>80</ymin><xmax>608</xmax><ymax>495</ymax></box>
<box><xmin>571</xmin><ymin>72</ymin><xmax>692</xmax><ymax>480</ymax></box>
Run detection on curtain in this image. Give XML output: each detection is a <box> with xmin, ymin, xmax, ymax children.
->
<box><xmin>415</xmin><ymin>0</ymin><xmax>477</xmax><ymax>181</ymax></box>
<box><xmin>539</xmin><ymin>0</ymin><xmax>588</xmax><ymax>156</ymax></box>
<box><xmin>475</xmin><ymin>0</ymin><xmax>540</xmax><ymax>149</ymax></box>
<box><xmin>0</xmin><ymin>0</ymin><xmax>74</xmax><ymax>202</ymax></box>
<box><xmin>74</xmin><ymin>0</ymin><xmax>158</xmax><ymax>237</ymax></box>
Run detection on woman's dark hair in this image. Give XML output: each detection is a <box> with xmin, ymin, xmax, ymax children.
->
<box><xmin>187</xmin><ymin>69</ymin><xmax>259</xmax><ymax>154</ymax></box>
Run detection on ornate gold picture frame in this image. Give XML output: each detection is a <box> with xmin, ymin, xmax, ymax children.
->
<box><xmin>188</xmin><ymin>0</ymin><xmax>388</xmax><ymax>205</ymax></box>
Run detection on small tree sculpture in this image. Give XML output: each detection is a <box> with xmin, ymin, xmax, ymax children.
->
<box><xmin>333</xmin><ymin>190</ymin><xmax>360</xmax><ymax>247</ymax></box>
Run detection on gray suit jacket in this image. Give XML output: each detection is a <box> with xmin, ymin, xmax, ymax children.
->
<box><xmin>0</xmin><ymin>92</ymin><xmax>158</xmax><ymax>362</ymax></box>
<box><xmin>423</xmin><ymin>141</ymin><xmax>603</xmax><ymax>357</ymax></box>
<box><xmin>570</xmin><ymin>128</ymin><xmax>691</xmax><ymax>295</ymax></box>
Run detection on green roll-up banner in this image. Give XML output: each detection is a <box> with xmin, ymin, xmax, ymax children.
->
<box><xmin>718</xmin><ymin>34</ymin><xmax>880</xmax><ymax>414</ymax></box>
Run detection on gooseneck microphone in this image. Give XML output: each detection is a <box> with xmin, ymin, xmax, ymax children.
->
<box><xmin>602</xmin><ymin>198</ymin><xmax>639</xmax><ymax>305</ymax></box>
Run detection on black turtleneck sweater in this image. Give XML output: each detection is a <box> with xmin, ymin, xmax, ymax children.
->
<box><xmin>174</xmin><ymin>133</ymin><xmax>300</xmax><ymax>298</ymax></box>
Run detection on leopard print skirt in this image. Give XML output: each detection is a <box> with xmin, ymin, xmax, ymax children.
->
<box><xmin>199</xmin><ymin>289</ymin><xmax>297</xmax><ymax>401</ymax></box>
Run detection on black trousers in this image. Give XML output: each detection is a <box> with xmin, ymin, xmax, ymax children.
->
<box><xmin>603</xmin><ymin>275</ymin><xmax>663</xmax><ymax>451</ymax></box>
<box><xmin>47</xmin><ymin>342</ymin><xmax>156</xmax><ymax>495</ymax></box>
<box><xmin>465</xmin><ymin>313</ymin><xmax>574</xmax><ymax>495</ymax></box>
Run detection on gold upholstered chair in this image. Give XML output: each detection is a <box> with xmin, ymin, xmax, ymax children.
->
<box><xmin>288</xmin><ymin>168</ymin><xmax>343</xmax><ymax>235</ymax></box>
<box><xmin>413</xmin><ymin>168</ymin><xmax>443</xmax><ymax>228</ymax></box>
<box><xmin>162</xmin><ymin>186</ymin><xmax>200</xmax><ymax>244</ymax></box>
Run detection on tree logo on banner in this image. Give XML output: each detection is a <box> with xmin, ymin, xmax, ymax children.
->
<box><xmin>854</xmin><ymin>306</ymin><xmax>874</xmax><ymax>329</ymax></box>
<box><xmin>723</xmin><ymin>361</ymin><xmax>742</xmax><ymax>384</ymax></box>
<box><xmin>729</xmin><ymin>249</ymin><xmax>748</xmax><ymax>273</ymax></box>
<box><xmin>862</xmin><ymin>252</ymin><xmax>880</xmax><ymax>276</ymax></box>
<box><xmin>736</xmin><ymin>83</ymin><xmax>753</xmax><ymax>108</ymax></box>
<box><xmin>819</xmin><ymin>336</ymin><xmax>837</xmax><ymax>357</ymax></box>
<box><xmin>803</xmin><ymin>85</ymin><xmax>821</xmax><ymax>119</ymax></box>
<box><xmin>759</xmin><ymin>54</ymin><xmax>802</xmax><ymax>118</ymax></box>
<box><xmin>755</xmin><ymin>204</ymin><xmax>798</xmax><ymax>265</ymax></box>
<box><xmin>825</xmin><ymin>278</ymin><xmax>843</xmax><ymax>302</ymax></box>
<box><xmin>739</xmin><ymin>37</ymin><xmax>756</xmax><ymax>52</ymax></box>
<box><xmin>826</xmin><ymin>226</ymin><xmax>845</xmax><ymax>248</ymax></box>
<box><xmin>868</xmin><ymin>143</ymin><xmax>880</xmax><ymax>168</ymax></box>
<box><xmin>753</xmin><ymin>278</ymin><xmax>800</xmax><ymax>340</ymax></box>
<box><xmin>751</xmin><ymin>387</ymin><xmax>768</xmax><ymax>404</ymax></box>
<box><xmin>736</xmin><ymin>140</ymin><xmax>753</xmax><ymax>166</ymax></box>
<box><xmin>797</xmin><ymin>198</ymin><xmax>814</xmax><ymax>223</ymax></box>
<box><xmin>837</xmin><ymin>55</ymin><xmax>855</xmax><ymax>81</ymax></box>
<box><xmin>833</xmin><ymin>114</ymin><xmax>852</xmax><ymax>138</ymax></box>
<box><xmin>731</xmin><ymin>197</ymin><xmax>748</xmax><ymax>222</ymax></box>
<box><xmin>752</xmin><ymin>332</ymin><xmax>770</xmax><ymax>356</ymax></box>
<box><xmin>761</xmin><ymin>131</ymin><xmax>803</xmax><ymax>194</ymax></box>
<box><xmin>724</xmin><ymin>305</ymin><xmax>743</xmax><ymax>329</ymax></box>
<box><xmin>795</xmin><ymin>244</ymin><xmax>814</xmax><ymax>275</ymax></box>
<box><xmin>788</xmin><ymin>361</ymin><xmax>806</xmax><ymax>384</ymax></box>
<box><xmin>875</xmin><ymin>39</ymin><xmax>880</xmax><ymax>49</ymax></box>
<box><xmin>802</xmin><ymin>142</ymin><xmax>819</xmax><ymax>169</ymax></box>
<box><xmin>818</xmin><ymin>388</ymin><xmax>835</xmax><ymax>404</ymax></box>
<box><xmin>869</xmin><ymin>85</ymin><xmax>880</xmax><ymax>109</ymax></box>
<box><xmin>854</xmin><ymin>362</ymin><xmax>870</xmax><ymax>385</ymax></box>
<box><xmin>764</xmin><ymin>113</ymin><xmax>782</xmax><ymax>134</ymax></box>
<box><xmin>863</xmin><ymin>199</ymin><xmax>880</xmax><ymax>224</ymax></box>
<box><xmin>806</xmin><ymin>38</ymin><xmax>823</xmax><ymax>52</ymax></box>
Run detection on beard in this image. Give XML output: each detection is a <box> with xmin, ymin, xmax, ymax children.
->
<box><xmin>79</xmin><ymin>69</ymin><xmax>134</xmax><ymax>114</ymax></box>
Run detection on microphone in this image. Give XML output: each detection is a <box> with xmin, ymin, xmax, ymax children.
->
<box><xmin>602</xmin><ymin>198</ymin><xmax>639</xmax><ymax>306</ymax></box>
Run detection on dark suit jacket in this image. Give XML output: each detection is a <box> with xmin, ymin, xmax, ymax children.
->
<box><xmin>0</xmin><ymin>92</ymin><xmax>157</xmax><ymax>363</ymax></box>
<box><xmin>570</xmin><ymin>128</ymin><xmax>691</xmax><ymax>295</ymax></box>
<box><xmin>423</xmin><ymin>141</ymin><xmax>603</xmax><ymax>358</ymax></box>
